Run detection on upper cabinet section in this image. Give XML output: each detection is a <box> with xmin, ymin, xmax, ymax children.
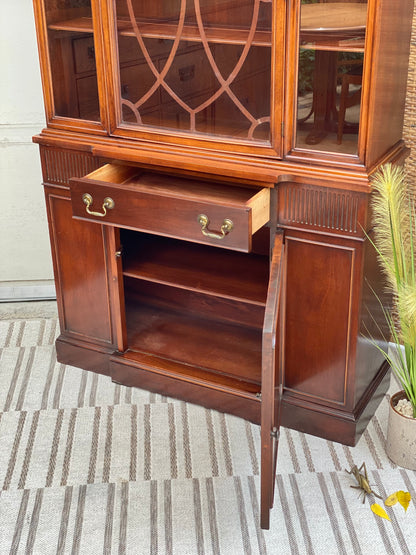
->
<box><xmin>33</xmin><ymin>0</ymin><xmax>414</xmax><ymax>167</ymax></box>
<box><xmin>110</xmin><ymin>0</ymin><xmax>281</xmax><ymax>154</ymax></box>
<box><xmin>295</xmin><ymin>0</ymin><xmax>367</xmax><ymax>156</ymax></box>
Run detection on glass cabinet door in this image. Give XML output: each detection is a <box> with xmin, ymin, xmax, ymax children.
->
<box><xmin>112</xmin><ymin>0</ymin><xmax>274</xmax><ymax>145</ymax></box>
<box><xmin>41</xmin><ymin>0</ymin><xmax>101</xmax><ymax>122</ymax></box>
<box><xmin>296</xmin><ymin>0</ymin><xmax>367</xmax><ymax>155</ymax></box>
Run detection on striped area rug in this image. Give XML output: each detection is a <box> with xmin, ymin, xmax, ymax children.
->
<box><xmin>0</xmin><ymin>318</ymin><xmax>415</xmax><ymax>554</ymax></box>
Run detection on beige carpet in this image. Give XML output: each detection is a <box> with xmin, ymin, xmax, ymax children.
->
<box><xmin>0</xmin><ymin>318</ymin><xmax>415</xmax><ymax>554</ymax></box>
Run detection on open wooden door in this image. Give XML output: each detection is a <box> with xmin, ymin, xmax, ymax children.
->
<box><xmin>260</xmin><ymin>230</ymin><xmax>285</xmax><ymax>529</ymax></box>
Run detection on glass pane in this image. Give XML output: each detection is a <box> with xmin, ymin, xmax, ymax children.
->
<box><xmin>296</xmin><ymin>0</ymin><xmax>367</xmax><ymax>154</ymax></box>
<box><xmin>115</xmin><ymin>0</ymin><xmax>272</xmax><ymax>143</ymax></box>
<box><xmin>44</xmin><ymin>0</ymin><xmax>100</xmax><ymax>121</ymax></box>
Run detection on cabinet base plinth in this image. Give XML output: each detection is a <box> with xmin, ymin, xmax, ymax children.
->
<box><xmin>281</xmin><ymin>362</ymin><xmax>390</xmax><ymax>446</ymax></box>
<box><xmin>110</xmin><ymin>352</ymin><xmax>261</xmax><ymax>423</ymax></box>
<box><xmin>55</xmin><ymin>335</ymin><xmax>112</xmax><ymax>377</ymax></box>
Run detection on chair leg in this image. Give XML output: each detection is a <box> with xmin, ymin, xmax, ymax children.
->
<box><xmin>337</xmin><ymin>77</ymin><xmax>349</xmax><ymax>144</ymax></box>
<box><xmin>337</xmin><ymin>72</ymin><xmax>362</xmax><ymax>145</ymax></box>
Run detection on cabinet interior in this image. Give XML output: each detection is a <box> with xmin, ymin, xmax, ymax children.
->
<box><xmin>119</xmin><ymin>228</ymin><xmax>271</xmax><ymax>393</ymax></box>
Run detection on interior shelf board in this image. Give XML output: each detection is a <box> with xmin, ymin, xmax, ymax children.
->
<box><xmin>125</xmin><ymin>299</ymin><xmax>263</xmax><ymax>386</ymax></box>
<box><xmin>118</xmin><ymin>20</ymin><xmax>271</xmax><ymax>46</ymax></box>
<box><xmin>48</xmin><ymin>17</ymin><xmax>271</xmax><ymax>46</ymax></box>
<box><xmin>48</xmin><ymin>17</ymin><xmax>94</xmax><ymax>33</ymax></box>
<box><xmin>47</xmin><ymin>17</ymin><xmax>364</xmax><ymax>53</ymax></box>
<box><xmin>123</xmin><ymin>272</ymin><xmax>267</xmax><ymax>306</ymax></box>
<box><xmin>122</xmin><ymin>234</ymin><xmax>269</xmax><ymax>306</ymax></box>
<box><xmin>120</xmin><ymin>115</ymin><xmax>270</xmax><ymax>143</ymax></box>
<box><xmin>300</xmin><ymin>39</ymin><xmax>365</xmax><ymax>53</ymax></box>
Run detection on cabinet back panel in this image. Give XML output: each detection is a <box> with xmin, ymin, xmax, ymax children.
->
<box><xmin>124</xmin><ymin>277</ymin><xmax>265</xmax><ymax>329</ymax></box>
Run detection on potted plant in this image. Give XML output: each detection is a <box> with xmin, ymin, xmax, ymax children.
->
<box><xmin>370</xmin><ymin>164</ymin><xmax>416</xmax><ymax>470</ymax></box>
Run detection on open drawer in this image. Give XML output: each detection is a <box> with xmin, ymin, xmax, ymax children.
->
<box><xmin>69</xmin><ymin>164</ymin><xmax>271</xmax><ymax>251</ymax></box>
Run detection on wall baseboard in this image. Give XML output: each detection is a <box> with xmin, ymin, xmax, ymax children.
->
<box><xmin>0</xmin><ymin>123</ymin><xmax>45</xmax><ymax>145</ymax></box>
<box><xmin>0</xmin><ymin>282</ymin><xmax>56</xmax><ymax>302</ymax></box>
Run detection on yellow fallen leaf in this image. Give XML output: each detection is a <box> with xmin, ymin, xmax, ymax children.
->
<box><xmin>397</xmin><ymin>491</ymin><xmax>411</xmax><ymax>512</ymax></box>
<box><xmin>371</xmin><ymin>503</ymin><xmax>391</xmax><ymax>520</ymax></box>
<box><xmin>385</xmin><ymin>493</ymin><xmax>398</xmax><ymax>507</ymax></box>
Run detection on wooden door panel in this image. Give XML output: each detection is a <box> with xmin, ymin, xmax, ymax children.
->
<box><xmin>46</xmin><ymin>190</ymin><xmax>113</xmax><ymax>345</ymax></box>
<box><xmin>261</xmin><ymin>231</ymin><xmax>284</xmax><ymax>530</ymax></box>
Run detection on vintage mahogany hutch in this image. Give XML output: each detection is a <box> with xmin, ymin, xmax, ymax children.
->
<box><xmin>32</xmin><ymin>0</ymin><xmax>413</xmax><ymax>528</ymax></box>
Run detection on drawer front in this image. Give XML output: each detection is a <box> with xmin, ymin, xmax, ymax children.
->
<box><xmin>69</xmin><ymin>166</ymin><xmax>270</xmax><ymax>252</ymax></box>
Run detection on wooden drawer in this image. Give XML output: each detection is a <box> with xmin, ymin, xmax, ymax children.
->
<box><xmin>73</xmin><ymin>36</ymin><xmax>96</xmax><ymax>74</ymax></box>
<box><xmin>118</xmin><ymin>36</ymin><xmax>145</xmax><ymax>65</ymax></box>
<box><xmin>69</xmin><ymin>164</ymin><xmax>270</xmax><ymax>252</ymax></box>
<box><xmin>160</xmin><ymin>46</ymin><xmax>213</xmax><ymax>104</ymax></box>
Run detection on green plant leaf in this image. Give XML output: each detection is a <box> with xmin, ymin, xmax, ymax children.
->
<box><xmin>366</xmin><ymin>164</ymin><xmax>416</xmax><ymax>417</ymax></box>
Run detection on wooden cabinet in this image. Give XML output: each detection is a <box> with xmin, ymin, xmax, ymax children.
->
<box><xmin>33</xmin><ymin>0</ymin><xmax>413</xmax><ymax>529</ymax></box>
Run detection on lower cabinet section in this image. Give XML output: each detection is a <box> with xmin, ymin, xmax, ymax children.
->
<box><xmin>49</xmin><ymin>214</ymin><xmax>389</xmax><ymax>446</ymax></box>
<box><xmin>42</xmin><ymin>154</ymin><xmax>390</xmax><ymax>528</ymax></box>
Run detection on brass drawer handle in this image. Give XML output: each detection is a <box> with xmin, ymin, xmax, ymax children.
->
<box><xmin>197</xmin><ymin>214</ymin><xmax>233</xmax><ymax>239</ymax></box>
<box><xmin>82</xmin><ymin>193</ymin><xmax>115</xmax><ymax>217</ymax></box>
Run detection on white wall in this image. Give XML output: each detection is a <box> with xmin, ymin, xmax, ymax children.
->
<box><xmin>0</xmin><ymin>2</ymin><xmax>55</xmax><ymax>300</ymax></box>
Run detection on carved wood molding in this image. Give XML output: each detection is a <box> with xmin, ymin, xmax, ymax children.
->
<box><xmin>277</xmin><ymin>182</ymin><xmax>366</xmax><ymax>236</ymax></box>
<box><xmin>40</xmin><ymin>146</ymin><xmax>102</xmax><ymax>186</ymax></box>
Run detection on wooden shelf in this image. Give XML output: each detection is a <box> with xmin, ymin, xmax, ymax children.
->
<box><xmin>125</xmin><ymin>296</ymin><xmax>263</xmax><ymax>387</ymax></box>
<box><xmin>120</xmin><ymin>114</ymin><xmax>271</xmax><ymax>142</ymax></box>
<box><xmin>300</xmin><ymin>38</ymin><xmax>365</xmax><ymax>54</ymax></box>
<box><xmin>48</xmin><ymin>4</ymin><xmax>367</xmax><ymax>53</ymax></box>
<box><xmin>118</xmin><ymin>19</ymin><xmax>271</xmax><ymax>46</ymax></box>
<box><xmin>122</xmin><ymin>232</ymin><xmax>269</xmax><ymax>306</ymax></box>
<box><xmin>49</xmin><ymin>17</ymin><xmax>365</xmax><ymax>54</ymax></box>
<box><xmin>49</xmin><ymin>17</ymin><xmax>95</xmax><ymax>33</ymax></box>
<box><xmin>49</xmin><ymin>17</ymin><xmax>271</xmax><ymax>46</ymax></box>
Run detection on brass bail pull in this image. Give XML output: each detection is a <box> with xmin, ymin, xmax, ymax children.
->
<box><xmin>82</xmin><ymin>193</ymin><xmax>115</xmax><ymax>217</ymax></box>
<box><xmin>197</xmin><ymin>214</ymin><xmax>233</xmax><ymax>240</ymax></box>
